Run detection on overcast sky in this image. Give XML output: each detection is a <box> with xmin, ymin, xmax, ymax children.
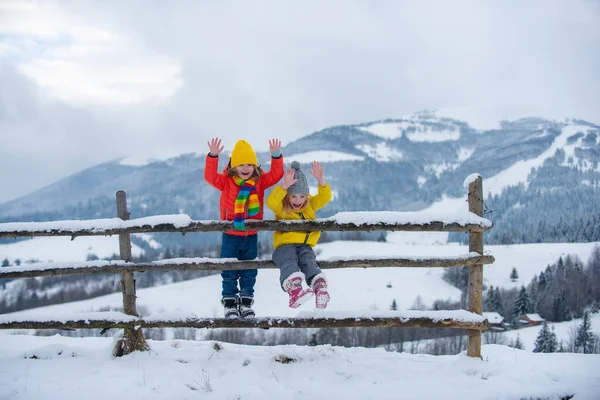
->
<box><xmin>1</xmin><ymin>0</ymin><xmax>599</xmax><ymax>203</ymax></box>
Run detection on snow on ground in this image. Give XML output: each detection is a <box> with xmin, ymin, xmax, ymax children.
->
<box><xmin>358</xmin><ymin>122</ymin><xmax>405</xmax><ymax>139</ymax></box>
<box><xmin>355</xmin><ymin>142</ymin><xmax>404</xmax><ymax>162</ymax></box>
<box><xmin>484</xmin><ymin>124</ymin><xmax>594</xmax><ymax>197</ymax></box>
<box><xmin>502</xmin><ymin>312</ymin><xmax>600</xmax><ymax>352</ymax></box>
<box><xmin>405</xmin><ymin>126</ymin><xmax>460</xmax><ymax>142</ymax></box>
<box><xmin>0</xmin><ymin>254</ymin><xmax>461</xmax><ymax>321</ymax></box>
<box><xmin>119</xmin><ymin>150</ymin><xmax>199</xmax><ymax>166</ymax></box>
<box><xmin>0</xmin><ymin>335</ymin><xmax>598</xmax><ymax>400</ymax></box>
<box><xmin>4</xmin><ymin>236</ymin><xmax>598</xmax><ymax>326</ymax></box>
<box><xmin>0</xmin><ymin>236</ymin><xmax>144</xmax><ymax>264</ymax></box>
<box><xmin>479</xmin><ymin>242</ymin><xmax>600</xmax><ymax>289</ymax></box>
<box><xmin>286</xmin><ymin>151</ymin><xmax>364</xmax><ymax>163</ymax></box>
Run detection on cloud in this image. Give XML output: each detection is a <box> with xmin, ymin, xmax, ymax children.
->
<box><xmin>0</xmin><ymin>0</ymin><xmax>599</xmax><ymax>203</ymax></box>
<box><xmin>0</xmin><ymin>0</ymin><xmax>182</xmax><ymax>105</ymax></box>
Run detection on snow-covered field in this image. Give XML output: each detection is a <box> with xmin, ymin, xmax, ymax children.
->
<box><xmin>0</xmin><ymin>335</ymin><xmax>598</xmax><ymax>400</ymax></box>
<box><xmin>1</xmin><ymin>208</ymin><xmax>600</xmax><ymax>398</ymax></box>
<box><xmin>0</xmin><ymin>236</ymin><xmax>144</xmax><ymax>264</ymax></box>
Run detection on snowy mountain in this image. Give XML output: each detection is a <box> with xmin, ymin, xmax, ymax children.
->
<box><xmin>1</xmin><ymin>111</ymin><xmax>598</xmax><ymax>251</ymax></box>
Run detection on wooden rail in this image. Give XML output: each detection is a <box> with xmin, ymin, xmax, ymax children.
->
<box><xmin>0</xmin><ymin>217</ymin><xmax>492</xmax><ymax>239</ymax></box>
<box><xmin>0</xmin><ymin>313</ymin><xmax>489</xmax><ymax>331</ymax></box>
<box><xmin>0</xmin><ymin>253</ymin><xmax>495</xmax><ymax>279</ymax></box>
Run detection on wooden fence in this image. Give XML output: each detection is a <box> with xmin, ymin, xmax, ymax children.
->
<box><xmin>0</xmin><ymin>176</ymin><xmax>494</xmax><ymax>358</ymax></box>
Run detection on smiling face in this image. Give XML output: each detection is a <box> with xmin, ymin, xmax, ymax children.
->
<box><xmin>235</xmin><ymin>164</ymin><xmax>255</xmax><ymax>180</ymax></box>
<box><xmin>288</xmin><ymin>194</ymin><xmax>308</xmax><ymax>210</ymax></box>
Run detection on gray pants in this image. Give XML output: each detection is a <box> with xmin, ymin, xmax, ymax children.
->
<box><xmin>272</xmin><ymin>244</ymin><xmax>322</xmax><ymax>290</ymax></box>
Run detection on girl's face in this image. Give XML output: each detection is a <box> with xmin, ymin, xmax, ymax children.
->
<box><xmin>289</xmin><ymin>194</ymin><xmax>308</xmax><ymax>210</ymax></box>
<box><xmin>235</xmin><ymin>164</ymin><xmax>255</xmax><ymax>180</ymax></box>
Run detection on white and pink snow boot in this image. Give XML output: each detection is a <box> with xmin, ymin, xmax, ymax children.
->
<box><xmin>283</xmin><ymin>273</ymin><xmax>314</xmax><ymax>308</ymax></box>
<box><xmin>311</xmin><ymin>273</ymin><xmax>330</xmax><ymax>309</ymax></box>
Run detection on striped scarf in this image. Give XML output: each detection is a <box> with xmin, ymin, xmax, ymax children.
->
<box><xmin>233</xmin><ymin>176</ymin><xmax>260</xmax><ymax>230</ymax></box>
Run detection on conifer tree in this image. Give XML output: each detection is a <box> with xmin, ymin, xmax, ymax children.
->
<box><xmin>533</xmin><ymin>321</ymin><xmax>558</xmax><ymax>353</ymax></box>
<box><xmin>575</xmin><ymin>311</ymin><xmax>595</xmax><ymax>354</ymax></box>
<box><xmin>512</xmin><ymin>286</ymin><xmax>532</xmax><ymax>318</ymax></box>
<box><xmin>510</xmin><ymin>267</ymin><xmax>519</xmax><ymax>282</ymax></box>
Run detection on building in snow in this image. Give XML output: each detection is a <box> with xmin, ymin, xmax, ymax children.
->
<box><xmin>482</xmin><ymin>312</ymin><xmax>506</xmax><ymax>331</ymax></box>
<box><xmin>518</xmin><ymin>313</ymin><xmax>545</xmax><ymax>327</ymax></box>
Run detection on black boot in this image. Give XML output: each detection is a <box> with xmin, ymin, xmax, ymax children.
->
<box><xmin>221</xmin><ymin>297</ymin><xmax>240</xmax><ymax>319</ymax></box>
<box><xmin>239</xmin><ymin>296</ymin><xmax>255</xmax><ymax>319</ymax></box>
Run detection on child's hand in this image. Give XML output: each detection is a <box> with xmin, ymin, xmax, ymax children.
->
<box><xmin>281</xmin><ymin>168</ymin><xmax>297</xmax><ymax>190</ymax></box>
<box><xmin>269</xmin><ymin>139</ymin><xmax>281</xmax><ymax>154</ymax></box>
<box><xmin>309</xmin><ymin>161</ymin><xmax>326</xmax><ymax>186</ymax></box>
<box><xmin>208</xmin><ymin>138</ymin><xmax>224</xmax><ymax>156</ymax></box>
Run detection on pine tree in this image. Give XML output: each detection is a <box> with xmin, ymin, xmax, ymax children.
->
<box><xmin>1</xmin><ymin>258</ymin><xmax>9</xmax><ymax>268</ymax></box>
<box><xmin>552</xmin><ymin>292</ymin><xmax>571</xmax><ymax>322</ymax></box>
<box><xmin>575</xmin><ymin>311</ymin><xmax>595</xmax><ymax>354</ymax></box>
<box><xmin>484</xmin><ymin>285</ymin><xmax>496</xmax><ymax>311</ymax></box>
<box><xmin>512</xmin><ymin>286</ymin><xmax>532</xmax><ymax>318</ymax></box>
<box><xmin>533</xmin><ymin>321</ymin><xmax>558</xmax><ymax>353</ymax></box>
<box><xmin>390</xmin><ymin>299</ymin><xmax>398</xmax><ymax>311</ymax></box>
<box><xmin>510</xmin><ymin>267</ymin><xmax>519</xmax><ymax>282</ymax></box>
<box><xmin>510</xmin><ymin>334</ymin><xmax>524</xmax><ymax>350</ymax></box>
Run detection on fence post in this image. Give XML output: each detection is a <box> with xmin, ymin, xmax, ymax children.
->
<box><xmin>467</xmin><ymin>176</ymin><xmax>484</xmax><ymax>358</ymax></box>
<box><xmin>113</xmin><ymin>190</ymin><xmax>148</xmax><ymax>356</ymax></box>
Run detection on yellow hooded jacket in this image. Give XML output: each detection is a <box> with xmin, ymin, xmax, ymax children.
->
<box><xmin>266</xmin><ymin>184</ymin><xmax>332</xmax><ymax>249</ymax></box>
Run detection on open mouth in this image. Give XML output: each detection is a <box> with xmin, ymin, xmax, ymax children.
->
<box><xmin>292</xmin><ymin>203</ymin><xmax>304</xmax><ymax>209</ymax></box>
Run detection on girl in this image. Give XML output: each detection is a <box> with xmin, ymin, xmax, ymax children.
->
<box><xmin>266</xmin><ymin>161</ymin><xmax>332</xmax><ymax>309</ymax></box>
<box><xmin>205</xmin><ymin>137</ymin><xmax>284</xmax><ymax>318</ymax></box>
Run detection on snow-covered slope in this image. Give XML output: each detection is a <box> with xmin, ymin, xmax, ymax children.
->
<box><xmin>0</xmin><ymin>335</ymin><xmax>597</xmax><ymax>400</ymax></box>
<box><xmin>4</xmin><ymin>238</ymin><xmax>598</xmax><ymax>321</ymax></box>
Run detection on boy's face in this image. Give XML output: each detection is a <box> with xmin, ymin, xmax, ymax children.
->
<box><xmin>235</xmin><ymin>164</ymin><xmax>255</xmax><ymax>179</ymax></box>
<box><xmin>289</xmin><ymin>194</ymin><xmax>308</xmax><ymax>210</ymax></box>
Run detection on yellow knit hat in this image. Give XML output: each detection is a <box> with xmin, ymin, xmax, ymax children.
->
<box><xmin>230</xmin><ymin>140</ymin><xmax>258</xmax><ymax>168</ymax></box>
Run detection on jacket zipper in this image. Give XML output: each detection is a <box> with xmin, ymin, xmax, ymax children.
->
<box><xmin>298</xmin><ymin>212</ymin><xmax>310</xmax><ymax>244</ymax></box>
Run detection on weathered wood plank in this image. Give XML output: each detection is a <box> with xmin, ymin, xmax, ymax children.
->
<box><xmin>467</xmin><ymin>175</ymin><xmax>484</xmax><ymax>358</ymax></box>
<box><xmin>0</xmin><ymin>317</ymin><xmax>489</xmax><ymax>331</ymax></box>
<box><xmin>0</xmin><ymin>255</ymin><xmax>495</xmax><ymax>279</ymax></box>
<box><xmin>0</xmin><ymin>219</ymin><xmax>492</xmax><ymax>239</ymax></box>
<box><xmin>114</xmin><ymin>190</ymin><xmax>148</xmax><ymax>356</ymax></box>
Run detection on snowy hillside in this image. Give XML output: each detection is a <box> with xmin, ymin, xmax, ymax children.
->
<box><xmin>0</xmin><ymin>335</ymin><xmax>598</xmax><ymax>400</ymax></box>
<box><xmin>0</xmin><ymin>336</ymin><xmax>600</xmax><ymax>400</ymax></box>
<box><xmin>3</xmin><ymin>236</ymin><xmax>598</xmax><ymax>326</ymax></box>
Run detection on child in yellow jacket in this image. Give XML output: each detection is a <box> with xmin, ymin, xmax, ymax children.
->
<box><xmin>266</xmin><ymin>161</ymin><xmax>332</xmax><ymax>309</ymax></box>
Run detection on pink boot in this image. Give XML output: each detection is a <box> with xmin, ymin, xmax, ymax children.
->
<box><xmin>283</xmin><ymin>273</ymin><xmax>314</xmax><ymax>308</ymax></box>
<box><xmin>311</xmin><ymin>274</ymin><xmax>330</xmax><ymax>309</ymax></box>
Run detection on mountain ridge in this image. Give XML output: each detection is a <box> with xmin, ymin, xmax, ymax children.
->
<box><xmin>1</xmin><ymin>111</ymin><xmax>599</xmax><ymax>248</ymax></box>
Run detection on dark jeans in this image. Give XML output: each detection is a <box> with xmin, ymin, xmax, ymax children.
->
<box><xmin>220</xmin><ymin>233</ymin><xmax>258</xmax><ymax>298</ymax></box>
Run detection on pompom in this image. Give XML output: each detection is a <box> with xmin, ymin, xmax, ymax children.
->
<box><xmin>291</xmin><ymin>161</ymin><xmax>301</xmax><ymax>170</ymax></box>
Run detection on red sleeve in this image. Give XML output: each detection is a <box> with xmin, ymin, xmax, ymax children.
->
<box><xmin>204</xmin><ymin>154</ymin><xmax>227</xmax><ymax>191</ymax></box>
<box><xmin>259</xmin><ymin>155</ymin><xmax>284</xmax><ymax>189</ymax></box>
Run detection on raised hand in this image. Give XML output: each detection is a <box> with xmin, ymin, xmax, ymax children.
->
<box><xmin>309</xmin><ymin>161</ymin><xmax>326</xmax><ymax>186</ymax></box>
<box><xmin>207</xmin><ymin>138</ymin><xmax>224</xmax><ymax>156</ymax></box>
<box><xmin>281</xmin><ymin>168</ymin><xmax>297</xmax><ymax>190</ymax></box>
<box><xmin>269</xmin><ymin>138</ymin><xmax>281</xmax><ymax>154</ymax></box>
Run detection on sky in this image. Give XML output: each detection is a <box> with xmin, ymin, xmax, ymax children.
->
<box><xmin>1</xmin><ymin>0</ymin><xmax>600</xmax><ymax>203</ymax></box>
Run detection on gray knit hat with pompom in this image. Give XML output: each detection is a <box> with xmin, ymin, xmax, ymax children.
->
<box><xmin>287</xmin><ymin>161</ymin><xmax>309</xmax><ymax>195</ymax></box>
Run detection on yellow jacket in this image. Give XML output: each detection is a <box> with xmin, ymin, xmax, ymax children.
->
<box><xmin>266</xmin><ymin>184</ymin><xmax>332</xmax><ymax>249</ymax></box>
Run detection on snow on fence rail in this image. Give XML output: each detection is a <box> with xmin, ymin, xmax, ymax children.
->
<box><xmin>0</xmin><ymin>253</ymin><xmax>494</xmax><ymax>279</ymax></box>
<box><xmin>0</xmin><ymin>212</ymin><xmax>491</xmax><ymax>238</ymax></box>
<box><xmin>0</xmin><ymin>310</ymin><xmax>488</xmax><ymax>331</ymax></box>
<box><xmin>0</xmin><ymin>175</ymin><xmax>493</xmax><ymax>358</ymax></box>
